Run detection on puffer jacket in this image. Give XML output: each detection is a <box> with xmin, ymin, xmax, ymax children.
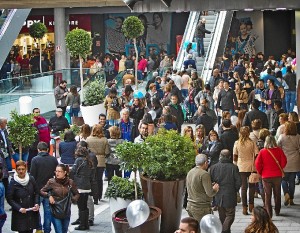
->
<box><xmin>70</xmin><ymin>157</ymin><xmax>97</xmax><ymax>191</ymax></box>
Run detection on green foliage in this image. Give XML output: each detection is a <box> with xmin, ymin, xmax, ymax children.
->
<box><xmin>104</xmin><ymin>176</ymin><xmax>142</xmax><ymax>200</ymax></box>
<box><xmin>59</xmin><ymin>124</ymin><xmax>80</xmax><ymax>141</ymax></box>
<box><xmin>29</xmin><ymin>22</ymin><xmax>47</xmax><ymax>39</ymax></box>
<box><xmin>116</xmin><ymin>141</ymin><xmax>150</xmax><ymax>172</ymax></box>
<box><xmin>65</xmin><ymin>28</ymin><xmax>92</xmax><ymax>58</ymax></box>
<box><xmin>122</xmin><ymin>16</ymin><xmax>144</xmax><ymax>39</ymax></box>
<box><xmin>144</xmin><ymin>129</ymin><xmax>195</xmax><ymax>180</ymax></box>
<box><xmin>7</xmin><ymin>110</ymin><xmax>37</xmax><ymax>151</ymax></box>
<box><xmin>82</xmin><ymin>79</ymin><xmax>106</xmax><ymax>106</ymax></box>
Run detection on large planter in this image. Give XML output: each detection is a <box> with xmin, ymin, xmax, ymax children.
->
<box><xmin>110</xmin><ymin>198</ymin><xmax>132</xmax><ymax>233</ymax></box>
<box><xmin>80</xmin><ymin>103</ymin><xmax>105</xmax><ymax>126</ymax></box>
<box><xmin>112</xmin><ymin>206</ymin><xmax>161</xmax><ymax>233</ymax></box>
<box><xmin>140</xmin><ymin>175</ymin><xmax>186</xmax><ymax>233</ymax></box>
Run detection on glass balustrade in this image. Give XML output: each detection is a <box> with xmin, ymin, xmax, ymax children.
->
<box><xmin>0</xmin><ymin>68</ymin><xmax>106</xmax><ymax>105</ymax></box>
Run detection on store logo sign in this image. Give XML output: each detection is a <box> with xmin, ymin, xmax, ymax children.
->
<box><xmin>24</xmin><ymin>20</ymin><xmax>41</xmax><ymax>28</ymax></box>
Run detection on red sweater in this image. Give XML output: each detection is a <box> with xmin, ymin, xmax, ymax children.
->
<box><xmin>34</xmin><ymin>116</ymin><xmax>51</xmax><ymax>144</ymax></box>
<box><xmin>255</xmin><ymin>147</ymin><xmax>287</xmax><ymax>179</ymax></box>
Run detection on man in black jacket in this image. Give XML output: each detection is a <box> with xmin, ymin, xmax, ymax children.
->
<box><xmin>242</xmin><ymin>99</ymin><xmax>269</xmax><ymax>130</ymax></box>
<box><xmin>284</xmin><ymin>66</ymin><xmax>297</xmax><ymax>112</ymax></box>
<box><xmin>210</xmin><ymin>149</ymin><xmax>241</xmax><ymax>233</ymax></box>
<box><xmin>169</xmin><ymin>94</ymin><xmax>184</xmax><ymax>133</ymax></box>
<box><xmin>195</xmin><ymin>106</ymin><xmax>214</xmax><ymax>136</ymax></box>
<box><xmin>220</xmin><ymin>119</ymin><xmax>239</xmax><ymax>157</ymax></box>
<box><xmin>30</xmin><ymin>142</ymin><xmax>58</xmax><ymax>233</ymax></box>
<box><xmin>196</xmin><ymin>18</ymin><xmax>211</xmax><ymax>57</ymax></box>
<box><xmin>217</xmin><ymin>80</ymin><xmax>238</xmax><ymax>116</ymax></box>
<box><xmin>49</xmin><ymin>108</ymin><xmax>70</xmax><ymax>135</ymax></box>
<box><xmin>271</xmin><ymin>100</ymin><xmax>285</xmax><ymax>136</ymax></box>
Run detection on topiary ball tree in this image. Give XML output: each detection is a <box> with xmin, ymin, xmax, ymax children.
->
<box><xmin>122</xmin><ymin>16</ymin><xmax>144</xmax><ymax>90</ymax></box>
<box><xmin>8</xmin><ymin>110</ymin><xmax>37</xmax><ymax>161</ymax></box>
<box><xmin>29</xmin><ymin>22</ymin><xmax>47</xmax><ymax>73</ymax></box>
<box><xmin>65</xmin><ymin>28</ymin><xmax>92</xmax><ymax>97</ymax></box>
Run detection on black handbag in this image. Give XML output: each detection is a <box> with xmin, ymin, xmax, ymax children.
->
<box><xmin>50</xmin><ymin>186</ymin><xmax>72</xmax><ymax>219</ymax></box>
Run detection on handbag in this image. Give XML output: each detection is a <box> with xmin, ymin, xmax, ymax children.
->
<box><xmin>249</xmin><ymin>141</ymin><xmax>260</xmax><ymax>184</ymax></box>
<box><xmin>267</xmin><ymin>149</ymin><xmax>285</xmax><ymax>178</ymax></box>
<box><xmin>50</xmin><ymin>186</ymin><xmax>72</xmax><ymax>219</ymax></box>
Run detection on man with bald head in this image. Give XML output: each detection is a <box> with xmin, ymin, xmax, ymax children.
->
<box><xmin>186</xmin><ymin>154</ymin><xmax>219</xmax><ymax>223</ymax></box>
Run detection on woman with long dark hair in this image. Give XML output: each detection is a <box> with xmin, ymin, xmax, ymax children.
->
<box><xmin>59</xmin><ymin>130</ymin><xmax>77</xmax><ymax>165</ymax></box>
<box><xmin>244</xmin><ymin>206</ymin><xmax>279</xmax><ymax>233</ymax></box>
<box><xmin>70</xmin><ymin>147</ymin><xmax>96</xmax><ymax>230</ymax></box>
<box><xmin>65</xmin><ymin>85</ymin><xmax>81</xmax><ymax>118</ymax></box>
<box><xmin>41</xmin><ymin>164</ymin><xmax>79</xmax><ymax>233</ymax></box>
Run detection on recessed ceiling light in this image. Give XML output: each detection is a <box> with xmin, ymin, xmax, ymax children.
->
<box><xmin>244</xmin><ymin>8</ymin><xmax>254</xmax><ymax>11</ymax></box>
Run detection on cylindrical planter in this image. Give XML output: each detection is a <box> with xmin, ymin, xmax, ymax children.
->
<box><xmin>140</xmin><ymin>175</ymin><xmax>186</xmax><ymax>233</ymax></box>
<box><xmin>80</xmin><ymin>103</ymin><xmax>105</xmax><ymax>126</ymax></box>
<box><xmin>110</xmin><ymin>198</ymin><xmax>132</xmax><ymax>233</ymax></box>
<box><xmin>112</xmin><ymin>206</ymin><xmax>161</xmax><ymax>233</ymax></box>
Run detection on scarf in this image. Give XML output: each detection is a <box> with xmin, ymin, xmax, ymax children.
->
<box><xmin>14</xmin><ymin>172</ymin><xmax>30</xmax><ymax>186</ymax></box>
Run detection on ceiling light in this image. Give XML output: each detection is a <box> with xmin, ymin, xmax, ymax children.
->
<box><xmin>244</xmin><ymin>8</ymin><xmax>254</xmax><ymax>11</ymax></box>
<box><xmin>276</xmin><ymin>8</ymin><xmax>287</xmax><ymax>10</ymax></box>
<box><xmin>161</xmin><ymin>0</ymin><xmax>172</xmax><ymax>7</ymax></box>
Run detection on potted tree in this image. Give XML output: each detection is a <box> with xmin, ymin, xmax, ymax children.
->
<box><xmin>7</xmin><ymin>110</ymin><xmax>37</xmax><ymax>161</ymax></box>
<box><xmin>112</xmin><ymin>141</ymin><xmax>161</xmax><ymax>233</ymax></box>
<box><xmin>29</xmin><ymin>22</ymin><xmax>47</xmax><ymax>73</ymax></box>
<box><xmin>122</xmin><ymin>16</ymin><xmax>144</xmax><ymax>90</ymax></box>
<box><xmin>80</xmin><ymin>79</ymin><xmax>106</xmax><ymax>126</ymax></box>
<box><xmin>105</xmin><ymin>176</ymin><xmax>142</xmax><ymax>233</ymax></box>
<box><xmin>65</xmin><ymin>28</ymin><xmax>92</xmax><ymax>96</ymax></box>
<box><xmin>141</xmin><ymin>129</ymin><xmax>196</xmax><ymax>233</ymax></box>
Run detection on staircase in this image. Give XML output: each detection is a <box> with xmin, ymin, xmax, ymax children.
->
<box><xmin>0</xmin><ymin>9</ymin><xmax>31</xmax><ymax>70</ymax></box>
<box><xmin>195</xmin><ymin>11</ymin><xmax>218</xmax><ymax>75</ymax></box>
<box><xmin>201</xmin><ymin>11</ymin><xmax>234</xmax><ymax>82</ymax></box>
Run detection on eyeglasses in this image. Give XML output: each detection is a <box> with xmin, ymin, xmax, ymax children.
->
<box><xmin>55</xmin><ymin>170</ymin><xmax>64</xmax><ymax>173</ymax></box>
<box><xmin>34</xmin><ymin>112</ymin><xmax>40</xmax><ymax>114</ymax></box>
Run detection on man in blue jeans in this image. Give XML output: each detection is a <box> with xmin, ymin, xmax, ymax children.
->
<box><xmin>30</xmin><ymin>142</ymin><xmax>58</xmax><ymax>233</ymax></box>
<box><xmin>284</xmin><ymin>66</ymin><xmax>297</xmax><ymax>112</ymax></box>
<box><xmin>196</xmin><ymin>18</ymin><xmax>211</xmax><ymax>57</ymax></box>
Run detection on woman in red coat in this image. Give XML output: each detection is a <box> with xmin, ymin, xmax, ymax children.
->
<box><xmin>255</xmin><ymin>135</ymin><xmax>287</xmax><ymax>218</ymax></box>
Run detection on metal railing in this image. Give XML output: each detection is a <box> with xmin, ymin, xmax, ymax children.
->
<box><xmin>201</xmin><ymin>11</ymin><xmax>227</xmax><ymax>82</ymax></box>
<box><xmin>175</xmin><ymin>11</ymin><xmax>201</xmax><ymax>71</ymax></box>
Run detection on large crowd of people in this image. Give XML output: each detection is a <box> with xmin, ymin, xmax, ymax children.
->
<box><xmin>0</xmin><ymin>26</ymin><xmax>298</xmax><ymax>233</ymax></box>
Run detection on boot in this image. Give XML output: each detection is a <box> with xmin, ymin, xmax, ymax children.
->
<box><xmin>75</xmin><ymin>210</ymin><xmax>90</xmax><ymax>230</ymax></box>
<box><xmin>289</xmin><ymin>199</ymin><xmax>295</xmax><ymax>206</ymax></box>
<box><xmin>284</xmin><ymin>193</ymin><xmax>290</xmax><ymax>206</ymax></box>
<box><xmin>249</xmin><ymin>204</ymin><xmax>254</xmax><ymax>213</ymax></box>
<box><xmin>71</xmin><ymin>218</ymin><xmax>80</xmax><ymax>225</ymax></box>
<box><xmin>242</xmin><ymin>206</ymin><xmax>248</xmax><ymax>215</ymax></box>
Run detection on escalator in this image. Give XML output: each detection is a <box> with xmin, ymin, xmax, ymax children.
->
<box><xmin>0</xmin><ymin>9</ymin><xmax>31</xmax><ymax>70</ymax></box>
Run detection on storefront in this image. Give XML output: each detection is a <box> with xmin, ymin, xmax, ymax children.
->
<box><xmin>14</xmin><ymin>14</ymin><xmax>91</xmax><ymax>57</ymax></box>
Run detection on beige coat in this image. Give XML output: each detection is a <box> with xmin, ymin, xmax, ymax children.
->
<box><xmin>233</xmin><ymin>139</ymin><xmax>259</xmax><ymax>172</ymax></box>
<box><xmin>104</xmin><ymin>96</ymin><xmax>121</xmax><ymax>120</ymax></box>
<box><xmin>86</xmin><ymin>136</ymin><xmax>110</xmax><ymax>167</ymax></box>
<box><xmin>277</xmin><ymin>134</ymin><xmax>300</xmax><ymax>172</ymax></box>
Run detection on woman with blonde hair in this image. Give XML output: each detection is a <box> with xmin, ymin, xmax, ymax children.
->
<box><xmin>86</xmin><ymin>124</ymin><xmax>110</xmax><ymax>203</ymax></box>
<box><xmin>277</xmin><ymin>121</ymin><xmax>300</xmax><ymax>206</ymax></box>
<box><xmin>195</xmin><ymin>124</ymin><xmax>208</xmax><ymax>153</ymax></box>
<box><xmin>233</xmin><ymin>126</ymin><xmax>259</xmax><ymax>215</ymax></box>
<box><xmin>255</xmin><ymin>136</ymin><xmax>287</xmax><ymax>218</ymax></box>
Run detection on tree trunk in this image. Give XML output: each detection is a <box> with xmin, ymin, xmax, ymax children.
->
<box><xmin>79</xmin><ymin>55</ymin><xmax>84</xmax><ymax>99</ymax></box>
<box><xmin>19</xmin><ymin>143</ymin><xmax>22</xmax><ymax>161</ymax></box>
<box><xmin>133</xmin><ymin>38</ymin><xmax>138</xmax><ymax>90</ymax></box>
<box><xmin>134</xmin><ymin>171</ymin><xmax>138</xmax><ymax>200</ymax></box>
<box><xmin>39</xmin><ymin>39</ymin><xmax>42</xmax><ymax>73</ymax></box>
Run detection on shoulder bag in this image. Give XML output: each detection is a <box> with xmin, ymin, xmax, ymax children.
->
<box><xmin>249</xmin><ymin>141</ymin><xmax>260</xmax><ymax>184</ymax></box>
<box><xmin>50</xmin><ymin>185</ymin><xmax>72</xmax><ymax>219</ymax></box>
<box><xmin>267</xmin><ymin>148</ymin><xmax>285</xmax><ymax>178</ymax></box>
